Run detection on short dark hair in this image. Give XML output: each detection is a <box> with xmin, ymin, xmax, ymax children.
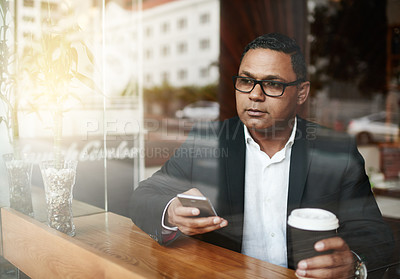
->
<box><xmin>241</xmin><ymin>33</ymin><xmax>307</xmax><ymax>81</ymax></box>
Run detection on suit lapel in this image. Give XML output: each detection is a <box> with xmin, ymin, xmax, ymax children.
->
<box><xmin>224</xmin><ymin>117</ymin><xmax>246</xmax><ymax>216</ymax></box>
<box><xmin>287</xmin><ymin>117</ymin><xmax>314</xmax><ymax>268</ymax></box>
<box><xmin>218</xmin><ymin>117</ymin><xmax>245</xmax><ymax>251</ymax></box>
<box><xmin>287</xmin><ymin>118</ymin><xmax>314</xmax><ymax>214</ymax></box>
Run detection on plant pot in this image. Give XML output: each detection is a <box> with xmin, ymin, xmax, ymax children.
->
<box><xmin>39</xmin><ymin>160</ymin><xmax>78</xmax><ymax>236</ymax></box>
<box><xmin>3</xmin><ymin>153</ymin><xmax>34</xmax><ymax>217</ymax></box>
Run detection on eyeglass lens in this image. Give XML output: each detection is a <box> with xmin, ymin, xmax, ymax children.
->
<box><xmin>235</xmin><ymin>77</ymin><xmax>284</xmax><ymax>96</ymax></box>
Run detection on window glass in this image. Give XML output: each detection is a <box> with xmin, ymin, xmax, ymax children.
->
<box><xmin>177</xmin><ymin>42</ymin><xmax>187</xmax><ymax>54</ymax></box>
<box><xmin>161</xmin><ymin>45</ymin><xmax>170</xmax><ymax>57</ymax></box>
<box><xmin>0</xmin><ymin>0</ymin><xmax>143</xmax><ymax>228</ymax></box>
<box><xmin>199</xmin><ymin>38</ymin><xmax>210</xmax><ymax>50</ymax></box>
<box><xmin>177</xmin><ymin>17</ymin><xmax>187</xmax><ymax>29</ymax></box>
<box><xmin>161</xmin><ymin>22</ymin><xmax>169</xmax><ymax>33</ymax></box>
<box><xmin>2</xmin><ymin>0</ymin><xmax>399</xmax><ymax>277</ymax></box>
<box><xmin>200</xmin><ymin>13</ymin><xmax>210</xmax><ymax>24</ymax></box>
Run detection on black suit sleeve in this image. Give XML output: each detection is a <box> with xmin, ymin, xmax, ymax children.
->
<box><xmin>337</xmin><ymin>138</ymin><xmax>394</xmax><ymax>276</ymax></box>
<box><xmin>129</xmin><ymin>130</ymin><xmax>196</xmax><ymax>244</ymax></box>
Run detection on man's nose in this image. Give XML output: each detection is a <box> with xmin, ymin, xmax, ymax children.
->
<box><xmin>248</xmin><ymin>83</ymin><xmax>265</xmax><ymax>101</ymax></box>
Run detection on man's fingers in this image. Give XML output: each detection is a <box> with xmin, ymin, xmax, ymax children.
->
<box><xmin>179</xmin><ymin>223</ymin><xmax>225</xmax><ymax>235</ymax></box>
<box><xmin>296</xmin><ymin>265</ymin><xmax>353</xmax><ymax>279</ymax></box>
<box><xmin>314</xmin><ymin>237</ymin><xmax>348</xmax><ymax>252</ymax></box>
<box><xmin>175</xmin><ymin>215</ymin><xmax>227</xmax><ymax>229</ymax></box>
<box><xmin>168</xmin><ymin>188</ymin><xmax>227</xmax><ymax>236</ymax></box>
<box><xmin>177</xmin><ymin>217</ymin><xmax>228</xmax><ymax>235</ymax></box>
<box><xmin>296</xmin><ymin>237</ymin><xmax>354</xmax><ymax>279</ymax></box>
<box><xmin>298</xmin><ymin>252</ymin><xmax>353</xmax><ymax>270</ymax></box>
<box><xmin>167</xmin><ymin>196</ymin><xmax>201</xmax><ymax>226</ymax></box>
<box><xmin>174</xmin><ymin>206</ymin><xmax>200</xmax><ymax>217</ymax></box>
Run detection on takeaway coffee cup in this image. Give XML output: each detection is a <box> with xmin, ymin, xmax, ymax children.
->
<box><xmin>288</xmin><ymin>208</ymin><xmax>339</xmax><ymax>268</ymax></box>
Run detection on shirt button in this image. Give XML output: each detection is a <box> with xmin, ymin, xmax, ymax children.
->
<box><xmin>271</xmin><ymin>233</ymin><xmax>275</xmax><ymax>237</ymax></box>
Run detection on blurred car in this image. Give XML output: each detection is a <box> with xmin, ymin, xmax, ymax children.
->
<box><xmin>347</xmin><ymin>111</ymin><xmax>399</xmax><ymax>144</ymax></box>
<box><xmin>175</xmin><ymin>101</ymin><xmax>220</xmax><ymax>120</ymax></box>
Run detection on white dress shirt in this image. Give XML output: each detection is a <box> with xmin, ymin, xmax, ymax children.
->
<box><xmin>241</xmin><ymin>118</ymin><xmax>297</xmax><ymax>268</ymax></box>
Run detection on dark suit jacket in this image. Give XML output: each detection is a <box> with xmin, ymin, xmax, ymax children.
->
<box><xmin>130</xmin><ymin>116</ymin><xmax>394</xmax><ymax>273</ymax></box>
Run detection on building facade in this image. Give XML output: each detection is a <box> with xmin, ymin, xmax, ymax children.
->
<box><xmin>141</xmin><ymin>0</ymin><xmax>220</xmax><ymax>88</ymax></box>
<box><xmin>12</xmin><ymin>0</ymin><xmax>220</xmax><ymax>91</ymax></box>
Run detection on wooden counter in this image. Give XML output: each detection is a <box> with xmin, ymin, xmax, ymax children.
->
<box><xmin>1</xmin><ymin>207</ymin><xmax>297</xmax><ymax>278</ymax></box>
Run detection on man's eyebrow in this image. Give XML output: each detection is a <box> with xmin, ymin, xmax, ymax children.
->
<box><xmin>239</xmin><ymin>71</ymin><xmax>254</xmax><ymax>77</ymax></box>
<box><xmin>239</xmin><ymin>71</ymin><xmax>283</xmax><ymax>81</ymax></box>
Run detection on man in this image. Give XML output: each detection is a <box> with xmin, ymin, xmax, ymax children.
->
<box><xmin>130</xmin><ymin>33</ymin><xmax>394</xmax><ymax>278</ymax></box>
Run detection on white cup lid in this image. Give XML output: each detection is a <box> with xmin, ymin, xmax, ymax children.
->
<box><xmin>288</xmin><ymin>208</ymin><xmax>339</xmax><ymax>231</ymax></box>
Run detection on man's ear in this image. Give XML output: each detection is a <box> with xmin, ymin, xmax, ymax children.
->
<box><xmin>297</xmin><ymin>81</ymin><xmax>310</xmax><ymax>105</ymax></box>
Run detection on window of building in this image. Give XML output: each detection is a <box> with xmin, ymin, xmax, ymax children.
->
<box><xmin>178</xmin><ymin>69</ymin><xmax>187</xmax><ymax>80</ymax></box>
<box><xmin>177</xmin><ymin>18</ymin><xmax>187</xmax><ymax>30</ymax></box>
<box><xmin>199</xmin><ymin>13</ymin><xmax>210</xmax><ymax>24</ymax></box>
<box><xmin>161</xmin><ymin>45</ymin><xmax>170</xmax><ymax>57</ymax></box>
<box><xmin>200</xmin><ymin>67</ymin><xmax>209</xmax><ymax>78</ymax></box>
<box><xmin>22</xmin><ymin>32</ymin><xmax>34</xmax><ymax>40</ymax></box>
<box><xmin>145</xmin><ymin>26</ymin><xmax>152</xmax><ymax>37</ymax></box>
<box><xmin>162</xmin><ymin>72</ymin><xmax>170</xmax><ymax>82</ymax></box>
<box><xmin>22</xmin><ymin>16</ymin><xmax>35</xmax><ymax>23</ymax></box>
<box><xmin>199</xmin><ymin>39</ymin><xmax>210</xmax><ymax>50</ymax></box>
<box><xmin>145</xmin><ymin>74</ymin><xmax>152</xmax><ymax>84</ymax></box>
<box><xmin>41</xmin><ymin>2</ymin><xmax>58</xmax><ymax>11</ymax></box>
<box><xmin>145</xmin><ymin>49</ymin><xmax>153</xmax><ymax>59</ymax></box>
<box><xmin>177</xmin><ymin>42</ymin><xmax>187</xmax><ymax>54</ymax></box>
<box><xmin>161</xmin><ymin>22</ymin><xmax>170</xmax><ymax>33</ymax></box>
<box><xmin>23</xmin><ymin>0</ymin><xmax>34</xmax><ymax>7</ymax></box>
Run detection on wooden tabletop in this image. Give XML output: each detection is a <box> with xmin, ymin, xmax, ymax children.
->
<box><xmin>1</xmin><ymin>207</ymin><xmax>297</xmax><ymax>279</ymax></box>
<box><xmin>31</xmin><ymin>186</ymin><xmax>105</xmax><ymax>222</ymax></box>
<box><xmin>0</xmin><ymin>185</ymin><xmax>105</xmax><ymax>222</ymax></box>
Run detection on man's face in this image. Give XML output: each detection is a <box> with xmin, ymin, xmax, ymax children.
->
<box><xmin>235</xmin><ymin>48</ymin><xmax>309</xmax><ymax>135</ymax></box>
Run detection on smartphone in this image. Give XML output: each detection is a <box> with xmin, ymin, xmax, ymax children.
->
<box><xmin>177</xmin><ymin>194</ymin><xmax>218</xmax><ymax>217</ymax></box>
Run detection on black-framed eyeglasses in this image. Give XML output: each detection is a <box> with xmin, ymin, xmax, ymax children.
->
<box><xmin>232</xmin><ymin>76</ymin><xmax>304</xmax><ymax>97</ymax></box>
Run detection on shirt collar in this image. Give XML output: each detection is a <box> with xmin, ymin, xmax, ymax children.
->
<box><xmin>244</xmin><ymin>117</ymin><xmax>297</xmax><ymax>149</ymax></box>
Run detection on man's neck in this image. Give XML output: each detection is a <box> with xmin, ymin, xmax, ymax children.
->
<box><xmin>248</xmin><ymin>122</ymin><xmax>295</xmax><ymax>158</ymax></box>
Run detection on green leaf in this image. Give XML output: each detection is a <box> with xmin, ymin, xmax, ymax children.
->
<box><xmin>72</xmin><ymin>70</ymin><xmax>102</xmax><ymax>93</ymax></box>
<box><xmin>70</xmin><ymin>46</ymin><xmax>78</xmax><ymax>71</ymax></box>
<box><xmin>83</xmin><ymin>43</ymin><xmax>95</xmax><ymax>65</ymax></box>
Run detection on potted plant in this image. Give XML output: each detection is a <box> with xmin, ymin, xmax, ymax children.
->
<box><xmin>1</xmin><ymin>0</ymin><xmax>34</xmax><ymax>217</ymax></box>
<box><xmin>24</xmin><ymin>11</ymin><xmax>98</xmax><ymax>236</ymax></box>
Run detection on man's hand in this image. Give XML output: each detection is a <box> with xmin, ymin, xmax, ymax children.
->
<box><xmin>166</xmin><ymin>188</ymin><xmax>228</xmax><ymax>235</ymax></box>
<box><xmin>295</xmin><ymin>237</ymin><xmax>355</xmax><ymax>279</ymax></box>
